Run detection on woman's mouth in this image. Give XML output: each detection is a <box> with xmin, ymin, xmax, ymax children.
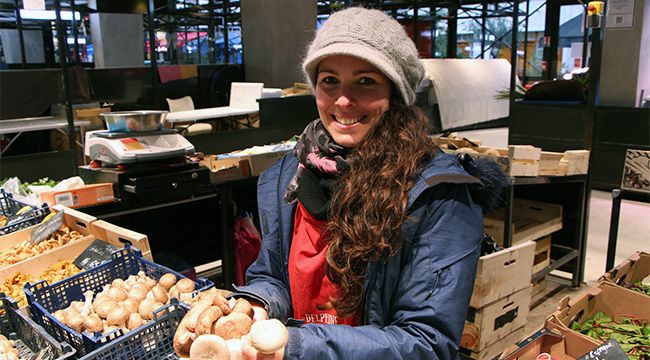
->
<box><xmin>332</xmin><ymin>115</ymin><xmax>366</xmax><ymax>125</ymax></box>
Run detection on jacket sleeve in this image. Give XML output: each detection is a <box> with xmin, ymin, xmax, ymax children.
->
<box><xmin>283</xmin><ymin>183</ymin><xmax>483</xmax><ymax>360</ymax></box>
<box><xmin>231</xmin><ymin>159</ymin><xmax>294</xmax><ymax>321</ymax></box>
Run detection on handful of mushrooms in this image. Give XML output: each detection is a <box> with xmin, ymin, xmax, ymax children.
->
<box><xmin>0</xmin><ymin>334</ymin><xmax>20</xmax><ymax>360</ymax></box>
<box><xmin>51</xmin><ymin>271</ymin><xmax>196</xmax><ymax>335</ymax></box>
<box><xmin>174</xmin><ymin>288</ymin><xmax>288</xmax><ymax>360</ymax></box>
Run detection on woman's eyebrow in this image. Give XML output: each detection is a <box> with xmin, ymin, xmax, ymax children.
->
<box><xmin>318</xmin><ymin>67</ymin><xmax>338</xmax><ymax>75</ymax></box>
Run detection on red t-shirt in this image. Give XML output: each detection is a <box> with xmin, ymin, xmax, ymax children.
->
<box><xmin>288</xmin><ymin>201</ymin><xmax>357</xmax><ymax>325</ymax></box>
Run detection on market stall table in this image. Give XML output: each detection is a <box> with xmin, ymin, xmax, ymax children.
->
<box><xmin>0</xmin><ymin>116</ymin><xmax>90</xmax><ymax>155</ymax></box>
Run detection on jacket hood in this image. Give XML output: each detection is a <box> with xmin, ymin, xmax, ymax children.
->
<box><xmin>414</xmin><ymin>151</ymin><xmax>507</xmax><ymax>214</ymax></box>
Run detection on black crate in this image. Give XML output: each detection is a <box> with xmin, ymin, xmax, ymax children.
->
<box><xmin>78</xmin><ymin>299</ymin><xmax>187</xmax><ymax>360</ymax></box>
<box><xmin>24</xmin><ymin>245</ymin><xmax>213</xmax><ymax>356</ymax></box>
<box><xmin>0</xmin><ymin>293</ymin><xmax>75</xmax><ymax>359</ymax></box>
<box><xmin>0</xmin><ymin>189</ymin><xmax>51</xmax><ymax>236</ymax></box>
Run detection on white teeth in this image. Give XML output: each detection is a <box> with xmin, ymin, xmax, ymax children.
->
<box><xmin>335</xmin><ymin>116</ymin><xmax>362</xmax><ymax>125</ymax></box>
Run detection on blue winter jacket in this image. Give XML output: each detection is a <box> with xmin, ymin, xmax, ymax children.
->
<box><xmin>234</xmin><ymin>151</ymin><xmax>501</xmax><ymax>359</ymax></box>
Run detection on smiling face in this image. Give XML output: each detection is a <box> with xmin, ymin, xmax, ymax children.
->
<box><xmin>315</xmin><ymin>55</ymin><xmax>392</xmax><ymax>148</ymax></box>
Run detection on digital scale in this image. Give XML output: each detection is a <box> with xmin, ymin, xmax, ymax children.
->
<box><xmin>85</xmin><ymin>129</ymin><xmax>195</xmax><ymax>165</ymax></box>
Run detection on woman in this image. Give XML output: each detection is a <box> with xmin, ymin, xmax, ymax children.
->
<box><xmin>235</xmin><ymin>7</ymin><xmax>505</xmax><ymax>359</ymax></box>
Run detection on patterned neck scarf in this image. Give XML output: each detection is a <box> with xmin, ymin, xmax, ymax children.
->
<box><xmin>285</xmin><ymin>119</ymin><xmax>350</xmax><ymax>203</ymax></box>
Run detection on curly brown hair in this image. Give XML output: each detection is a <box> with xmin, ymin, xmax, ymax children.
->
<box><xmin>325</xmin><ymin>99</ymin><xmax>436</xmax><ymax>318</ymax></box>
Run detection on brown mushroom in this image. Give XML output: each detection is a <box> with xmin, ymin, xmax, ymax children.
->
<box><xmin>189</xmin><ymin>334</ymin><xmax>230</xmax><ymax>360</ymax></box>
<box><xmin>158</xmin><ymin>273</ymin><xmax>177</xmax><ymax>289</ymax></box>
<box><xmin>195</xmin><ymin>306</ymin><xmax>223</xmax><ymax>335</ymax></box>
<box><xmin>249</xmin><ymin>319</ymin><xmax>289</xmax><ymax>354</ymax></box>
<box><xmin>211</xmin><ymin>312</ymin><xmax>252</xmax><ymax>340</ymax></box>
<box><xmin>176</xmin><ymin>278</ymin><xmax>195</xmax><ymax>294</ymax></box>
<box><xmin>231</xmin><ymin>298</ymin><xmax>254</xmax><ymax>319</ymax></box>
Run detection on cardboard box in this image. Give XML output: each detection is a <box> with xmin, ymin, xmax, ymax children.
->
<box><xmin>551</xmin><ymin>281</ymin><xmax>650</xmax><ymax>348</ymax></box>
<box><xmin>532</xmin><ymin>236</ymin><xmax>552</xmax><ymax>275</ymax></box>
<box><xmin>471</xmin><ymin>241</ymin><xmax>535</xmax><ymax>308</ymax></box>
<box><xmin>498</xmin><ymin>324</ymin><xmax>600</xmax><ymax>360</ymax></box>
<box><xmin>247</xmin><ymin>150</ymin><xmax>289</xmax><ymax>176</ymax></box>
<box><xmin>599</xmin><ymin>251</ymin><xmax>650</xmax><ymax>297</ymax></box>
<box><xmin>39</xmin><ymin>183</ymin><xmax>115</xmax><ymax>209</ymax></box>
<box><xmin>462</xmin><ymin>285</ymin><xmax>533</xmax><ymax>352</ymax></box>
<box><xmin>200</xmin><ymin>156</ymin><xmax>251</xmax><ymax>184</ymax></box>
<box><xmin>484</xmin><ymin>198</ymin><xmax>563</xmax><ymax>247</ymax></box>
<box><xmin>460</xmin><ymin>326</ymin><xmax>526</xmax><ymax>360</ymax></box>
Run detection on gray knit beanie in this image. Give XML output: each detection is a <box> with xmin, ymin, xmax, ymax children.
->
<box><xmin>303</xmin><ymin>7</ymin><xmax>424</xmax><ymax>105</ymax></box>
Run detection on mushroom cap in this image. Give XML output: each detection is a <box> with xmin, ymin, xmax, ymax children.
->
<box><xmin>159</xmin><ymin>273</ymin><xmax>178</xmax><ymax>289</ymax></box>
<box><xmin>176</xmin><ymin>278</ymin><xmax>196</xmax><ymax>293</ymax></box>
<box><xmin>190</xmin><ymin>334</ymin><xmax>230</xmax><ymax>360</ymax></box>
<box><xmin>249</xmin><ymin>319</ymin><xmax>289</xmax><ymax>354</ymax></box>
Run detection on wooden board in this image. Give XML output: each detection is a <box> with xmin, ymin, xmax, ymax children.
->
<box><xmin>460</xmin><ymin>326</ymin><xmax>526</xmax><ymax>360</ymax></box>
<box><xmin>462</xmin><ymin>285</ymin><xmax>533</xmax><ymax>352</ymax></box>
<box><xmin>532</xmin><ymin>236</ymin><xmax>552</xmax><ymax>275</ymax></box>
<box><xmin>89</xmin><ymin>220</ymin><xmax>151</xmax><ymax>261</ymax></box>
<box><xmin>484</xmin><ymin>199</ymin><xmax>563</xmax><ymax>247</ymax></box>
<box><xmin>471</xmin><ymin>241</ymin><xmax>535</xmax><ymax>308</ymax></box>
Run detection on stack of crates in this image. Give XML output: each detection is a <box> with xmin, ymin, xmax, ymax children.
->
<box><xmin>459</xmin><ymin>241</ymin><xmax>536</xmax><ymax>360</ymax></box>
<box><xmin>483</xmin><ymin>198</ymin><xmax>562</xmax><ymax>299</ymax></box>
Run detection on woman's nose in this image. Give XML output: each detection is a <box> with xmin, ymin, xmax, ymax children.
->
<box><xmin>334</xmin><ymin>88</ymin><xmax>354</xmax><ymax>107</ymax></box>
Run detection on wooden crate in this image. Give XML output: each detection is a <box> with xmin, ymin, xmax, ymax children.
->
<box><xmin>531</xmin><ymin>236</ymin><xmax>551</xmax><ymax>275</ymax></box>
<box><xmin>531</xmin><ymin>277</ymin><xmax>548</xmax><ymax>299</ymax></box>
<box><xmin>470</xmin><ymin>241</ymin><xmax>535</xmax><ymax>308</ymax></box>
<box><xmin>484</xmin><ymin>198</ymin><xmax>563</xmax><ymax>247</ymax></box>
<box><xmin>598</xmin><ymin>251</ymin><xmax>650</xmax><ymax>297</ymax></box>
<box><xmin>0</xmin><ymin>206</ymin><xmax>95</xmax><ymax>257</ymax></box>
<box><xmin>461</xmin><ymin>285</ymin><xmax>533</xmax><ymax>352</ymax></box>
<box><xmin>539</xmin><ymin>150</ymin><xmax>590</xmax><ymax>176</ymax></box>
<box><xmin>460</xmin><ymin>326</ymin><xmax>526</xmax><ymax>360</ymax></box>
<box><xmin>433</xmin><ymin>137</ymin><xmax>590</xmax><ymax>177</ymax></box>
<box><xmin>0</xmin><ymin>207</ymin><xmax>151</xmax><ymax>283</ymax></box>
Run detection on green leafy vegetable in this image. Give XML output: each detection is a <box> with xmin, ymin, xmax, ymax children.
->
<box><xmin>570</xmin><ymin>311</ymin><xmax>650</xmax><ymax>358</ymax></box>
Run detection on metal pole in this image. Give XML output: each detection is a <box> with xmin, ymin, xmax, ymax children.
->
<box><xmin>523</xmin><ymin>0</ymin><xmax>529</xmax><ymax>81</ymax></box>
<box><xmin>606</xmin><ymin>189</ymin><xmax>622</xmax><ymax>271</ymax></box>
<box><xmin>581</xmin><ymin>7</ymin><xmax>589</xmax><ymax>67</ymax></box>
<box><xmin>431</xmin><ymin>6</ymin><xmax>436</xmax><ymax>57</ymax></box>
<box><xmin>509</xmin><ymin>0</ymin><xmax>519</xmax><ymax>104</ymax></box>
<box><xmin>14</xmin><ymin>0</ymin><xmax>27</xmax><ymax>68</ymax></box>
<box><xmin>447</xmin><ymin>7</ymin><xmax>457</xmax><ymax>58</ymax></box>
<box><xmin>197</xmin><ymin>26</ymin><xmax>202</xmax><ymax>64</ymax></box>
<box><xmin>223</xmin><ymin>0</ymin><xmax>229</xmax><ymax>63</ymax></box>
<box><xmin>481</xmin><ymin>1</ymin><xmax>487</xmax><ymax>58</ymax></box>
<box><xmin>54</xmin><ymin>0</ymin><xmax>79</xmax><ymax>175</ymax></box>
<box><xmin>148</xmin><ymin>0</ymin><xmax>161</xmax><ymax>108</ymax></box>
<box><xmin>71</xmin><ymin>0</ymin><xmax>80</xmax><ymax>63</ymax></box>
<box><xmin>209</xmin><ymin>0</ymin><xmax>216</xmax><ymax>63</ymax></box>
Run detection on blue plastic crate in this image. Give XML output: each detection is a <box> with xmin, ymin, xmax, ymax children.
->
<box><xmin>0</xmin><ymin>293</ymin><xmax>76</xmax><ymax>360</ymax></box>
<box><xmin>24</xmin><ymin>244</ymin><xmax>213</xmax><ymax>356</ymax></box>
<box><xmin>79</xmin><ymin>299</ymin><xmax>187</xmax><ymax>360</ymax></box>
<box><xmin>0</xmin><ymin>189</ymin><xmax>51</xmax><ymax>236</ymax></box>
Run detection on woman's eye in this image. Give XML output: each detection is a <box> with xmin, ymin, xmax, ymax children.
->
<box><xmin>319</xmin><ymin>76</ymin><xmax>339</xmax><ymax>85</ymax></box>
<box><xmin>358</xmin><ymin>77</ymin><xmax>377</xmax><ymax>85</ymax></box>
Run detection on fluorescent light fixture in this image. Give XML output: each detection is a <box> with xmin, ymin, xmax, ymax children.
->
<box><xmin>20</xmin><ymin>9</ymin><xmax>81</xmax><ymax>21</ymax></box>
<box><xmin>67</xmin><ymin>37</ymin><xmax>86</xmax><ymax>44</ymax></box>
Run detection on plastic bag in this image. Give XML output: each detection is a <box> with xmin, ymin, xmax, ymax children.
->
<box><xmin>233</xmin><ymin>211</ymin><xmax>262</xmax><ymax>286</ymax></box>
